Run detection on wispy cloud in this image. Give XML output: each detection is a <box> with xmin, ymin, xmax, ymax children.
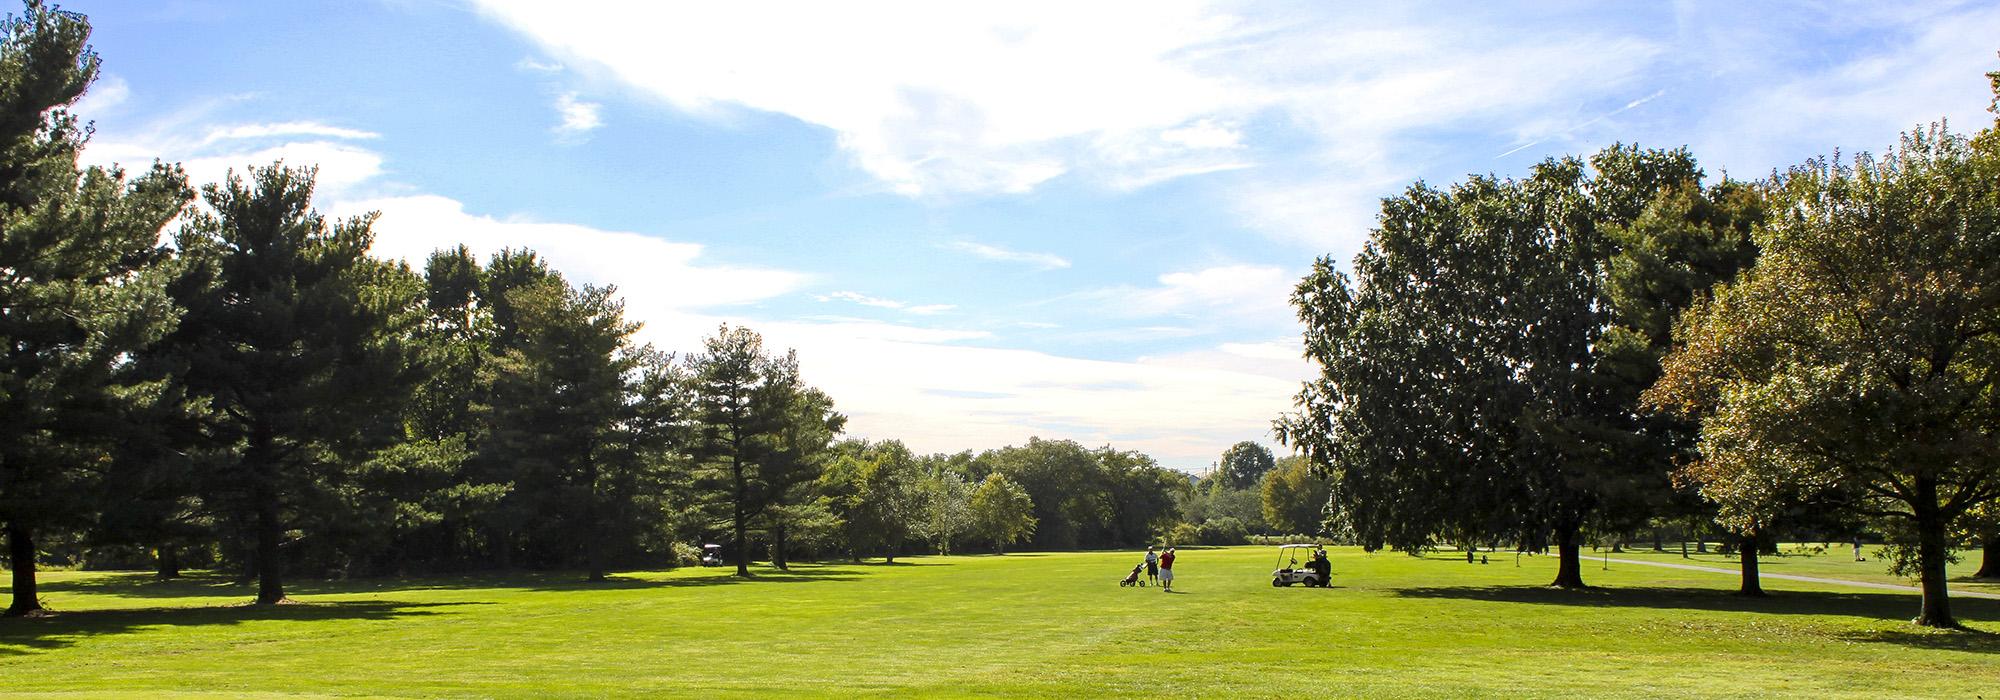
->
<box><xmin>946</xmin><ymin>241</ymin><xmax>1070</xmax><ymax>270</ymax></box>
<box><xmin>1494</xmin><ymin>88</ymin><xmax>1666</xmax><ymax>159</ymax></box>
<box><xmin>515</xmin><ymin>56</ymin><xmax>564</xmax><ymax>73</ymax></box>
<box><xmin>553</xmin><ymin>92</ymin><xmax>603</xmax><ymax>140</ymax></box>
<box><xmin>818</xmin><ymin>290</ymin><xmax>905</xmax><ymax>309</ymax></box>
<box><xmin>201</xmin><ymin>121</ymin><xmax>380</xmax><ymax>146</ymax></box>
<box><xmin>816</xmin><ymin>290</ymin><xmax>956</xmax><ymax>315</ymax></box>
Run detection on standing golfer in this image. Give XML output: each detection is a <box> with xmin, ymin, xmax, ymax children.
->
<box><xmin>1145</xmin><ymin>546</ymin><xmax>1160</xmax><ymax>586</ymax></box>
<box><xmin>1159</xmin><ymin>547</ymin><xmax>1176</xmax><ymax>592</ymax></box>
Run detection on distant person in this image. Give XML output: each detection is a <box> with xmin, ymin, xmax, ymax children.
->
<box><xmin>1160</xmin><ymin>547</ymin><xmax>1176</xmax><ymax>592</ymax></box>
<box><xmin>1145</xmin><ymin>546</ymin><xmax>1160</xmax><ymax>586</ymax></box>
<box><xmin>1854</xmin><ymin>536</ymin><xmax>1864</xmax><ymax>562</ymax></box>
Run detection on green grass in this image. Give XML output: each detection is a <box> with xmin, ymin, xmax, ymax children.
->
<box><xmin>1607</xmin><ymin>542</ymin><xmax>2000</xmax><ymax>594</ymax></box>
<box><xmin>2</xmin><ymin>546</ymin><xmax>1997</xmax><ymax>698</ymax></box>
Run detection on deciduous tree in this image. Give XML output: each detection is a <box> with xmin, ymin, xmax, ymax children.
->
<box><xmin>1649</xmin><ymin>118</ymin><xmax>2000</xmax><ymax>627</ymax></box>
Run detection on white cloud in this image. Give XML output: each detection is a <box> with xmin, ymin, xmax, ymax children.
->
<box><xmin>74</xmin><ymin>74</ymin><xmax>130</xmax><ymax>115</ymax></box>
<box><xmin>818</xmin><ymin>291</ymin><xmax>906</xmax><ymax>309</ymax></box>
<box><xmin>553</xmin><ymin>92</ymin><xmax>603</xmax><ymax>139</ymax></box>
<box><xmin>468</xmin><ymin>1</ymin><xmax>1264</xmax><ymax>196</ymax></box>
<box><xmin>348</xmin><ymin>194</ymin><xmax>808</xmax><ymax>341</ymax></box>
<box><xmin>946</xmin><ymin>240</ymin><xmax>1070</xmax><ymax>270</ymax></box>
<box><xmin>464</xmin><ymin>2</ymin><xmax>1677</xmax><ymax>247</ymax></box>
<box><xmin>516</xmin><ymin>56</ymin><xmax>564</xmax><ymax>73</ymax></box>
<box><xmin>1684</xmin><ymin>3</ymin><xmax>2000</xmax><ymax>175</ymax></box>
<box><xmin>743</xmin><ymin>320</ymin><xmax>1298</xmax><ymax>467</ymax></box>
<box><xmin>1138</xmin><ymin>339</ymin><xmax>1311</xmax><ymax>383</ymax></box>
<box><xmin>815</xmin><ymin>290</ymin><xmax>957</xmax><ymax>316</ymax></box>
<box><xmin>1075</xmin><ymin>264</ymin><xmax>1295</xmax><ymax>322</ymax></box>
<box><xmin>201</xmin><ymin>121</ymin><xmax>380</xmax><ymax>145</ymax></box>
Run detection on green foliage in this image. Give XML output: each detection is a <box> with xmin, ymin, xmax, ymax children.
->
<box><xmin>911</xmin><ymin>468</ymin><xmax>973</xmax><ymax>555</ymax></box>
<box><xmin>1277</xmin><ymin>144</ymin><xmax>1730</xmax><ymax>587</ymax></box>
<box><xmin>0</xmin><ymin>0</ymin><xmax>192</xmax><ymax>614</ymax></box>
<box><xmin>968</xmin><ymin>472</ymin><xmax>1035</xmax><ymax>553</ymax></box>
<box><xmin>686</xmin><ymin>324</ymin><xmax>842</xmax><ymax>574</ymax></box>
<box><xmin>819</xmin><ymin>439</ymin><xmax>924</xmax><ymax>562</ymax></box>
<box><xmin>973</xmin><ymin>438</ymin><xmax>1183</xmax><ymax>549</ymax></box>
<box><xmin>1260</xmin><ymin>456</ymin><xmax>1331</xmax><ymax>535</ymax></box>
<box><xmin>1214</xmin><ymin>441</ymin><xmax>1276</xmax><ymax>491</ymax></box>
<box><xmin>165</xmin><ymin>163</ymin><xmax>423</xmax><ymax>603</ymax></box>
<box><xmin>1649</xmin><ymin>114</ymin><xmax>2000</xmax><ymax>626</ymax></box>
<box><xmin>1194</xmin><ymin>516</ymin><xmax>1248</xmax><ymax>545</ymax></box>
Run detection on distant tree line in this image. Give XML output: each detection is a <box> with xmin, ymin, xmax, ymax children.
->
<box><xmin>1280</xmin><ymin>64</ymin><xmax>2000</xmax><ymax>628</ymax></box>
<box><xmin>0</xmin><ymin>3</ymin><xmax>1217</xmax><ymax>615</ymax></box>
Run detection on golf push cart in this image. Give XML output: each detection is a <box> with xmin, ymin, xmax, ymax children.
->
<box><xmin>1271</xmin><ymin>543</ymin><xmax>1331</xmax><ymax>587</ymax></box>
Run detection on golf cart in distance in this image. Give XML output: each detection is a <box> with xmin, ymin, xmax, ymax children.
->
<box><xmin>699</xmin><ymin>543</ymin><xmax>724</xmax><ymax>567</ymax></box>
<box><xmin>1272</xmin><ymin>543</ymin><xmax>1330</xmax><ymax>587</ymax></box>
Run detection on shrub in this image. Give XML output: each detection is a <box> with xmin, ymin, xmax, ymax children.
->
<box><xmin>1196</xmin><ymin>517</ymin><xmax>1248</xmax><ymax>546</ymax></box>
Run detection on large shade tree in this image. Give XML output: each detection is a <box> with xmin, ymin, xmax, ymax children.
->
<box><xmin>1278</xmin><ymin>146</ymin><xmax>1716</xmax><ymax>588</ymax></box>
<box><xmin>1648</xmin><ymin>111</ymin><xmax>2000</xmax><ymax>627</ymax></box>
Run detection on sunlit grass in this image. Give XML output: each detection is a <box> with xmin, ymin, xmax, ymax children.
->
<box><xmin>1</xmin><ymin>545</ymin><xmax>1995</xmax><ymax>698</ymax></box>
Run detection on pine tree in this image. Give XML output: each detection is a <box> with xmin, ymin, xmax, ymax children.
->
<box><xmin>0</xmin><ymin>1</ymin><xmax>192</xmax><ymax>616</ymax></box>
<box><xmin>164</xmin><ymin>164</ymin><xmax>419</xmax><ymax>604</ymax></box>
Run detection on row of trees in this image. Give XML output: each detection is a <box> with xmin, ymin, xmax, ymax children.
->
<box><xmin>1281</xmin><ymin>68</ymin><xmax>2000</xmax><ymax>627</ymax></box>
<box><xmin>1171</xmin><ymin>441</ymin><xmax>1330</xmax><ymax>545</ymax></box>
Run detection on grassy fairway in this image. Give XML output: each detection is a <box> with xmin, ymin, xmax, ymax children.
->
<box><xmin>2</xmin><ymin>547</ymin><xmax>1997</xmax><ymax>698</ymax></box>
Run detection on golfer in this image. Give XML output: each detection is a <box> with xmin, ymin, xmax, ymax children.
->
<box><xmin>1145</xmin><ymin>546</ymin><xmax>1160</xmax><ymax>586</ymax></box>
<box><xmin>1159</xmin><ymin>547</ymin><xmax>1176</xmax><ymax>592</ymax></box>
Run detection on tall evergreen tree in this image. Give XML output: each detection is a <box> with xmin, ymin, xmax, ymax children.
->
<box><xmin>753</xmin><ymin>360</ymin><xmax>842</xmax><ymax>570</ymax></box>
<box><xmin>165</xmin><ymin>164</ymin><xmax>419</xmax><ymax>604</ymax></box>
<box><xmin>0</xmin><ymin>1</ymin><xmax>192</xmax><ymax>616</ymax></box>
<box><xmin>687</xmin><ymin>324</ymin><xmax>785</xmax><ymax>576</ymax></box>
<box><xmin>484</xmin><ymin>277</ymin><xmax>664</xmax><ymax>581</ymax></box>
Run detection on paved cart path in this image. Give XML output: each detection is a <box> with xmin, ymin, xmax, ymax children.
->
<box><xmin>1606</xmin><ymin>557</ymin><xmax>2000</xmax><ymax>600</ymax></box>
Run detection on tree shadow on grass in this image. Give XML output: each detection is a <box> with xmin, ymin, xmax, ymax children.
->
<box><xmin>1390</xmin><ymin>585</ymin><xmax>2000</xmax><ymax>652</ymax></box>
<box><xmin>28</xmin><ymin>563</ymin><xmax>867</xmax><ymax>600</ymax></box>
<box><xmin>0</xmin><ymin>599</ymin><xmax>484</xmax><ymax>656</ymax></box>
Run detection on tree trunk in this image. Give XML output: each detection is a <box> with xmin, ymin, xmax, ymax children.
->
<box><xmin>255</xmin><ymin>485</ymin><xmax>285</xmax><ymax>605</ymax></box>
<box><xmin>250</xmin><ymin>427</ymin><xmax>286</xmax><ymax>605</ymax></box>
<box><xmin>1737</xmin><ymin>531</ymin><xmax>1765</xmax><ymax>597</ymax></box>
<box><xmin>773</xmin><ymin>523</ymin><xmax>789</xmax><ymax>571</ymax></box>
<box><xmin>6</xmin><ymin>521</ymin><xmax>40</xmax><ymax>616</ymax></box>
<box><xmin>156</xmin><ymin>542</ymin><xmax>181</xmax><ymax>580</ymax></box>
<box><xmin>1912</xmin><ymin>486</ymin><xmax>1956</xmax><ymax>628</ymax></box>
<box><xmin>731</xmin><ymin>434</ymin><xmax>751</xmax><ymax>577</ymax></box>
<box><xmin>1975</xmin><ymin>529</ymin><xmax>1998</xmax><ymax>580</ymax></box>
<box><xmin>1652</xmin><ymin>529</ymin><xmax>1665</xmax><ymax>552</ymax></box>
<box><xmin>584</xmin><ymin>458</ymin><xmax>605</xmax><ymax>582</ymax></box>
<box><xmin>1680</xmin><ymin>539</ymin><xmax>1688</xmax><ymax>559</ymax></box>
<box><xmin>1550</xmin><ymin>523</ymin><xmax>1586</xmax><ymax>589</ymax></box>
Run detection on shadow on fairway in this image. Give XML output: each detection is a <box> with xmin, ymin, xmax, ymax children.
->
<box><xmin>1390</xmin><ymin>585</ymin><xmax>2000</xmax><ymax>651</ymax></box>
<box><xmin>28</xmin><ymin>563</ymin><xmax>868</xmax><ymax>599</ymax></box>
<box><xmin>0</xmin><ymin>599</ymin><xmax>481</xmax><ymax>656</ymax></box>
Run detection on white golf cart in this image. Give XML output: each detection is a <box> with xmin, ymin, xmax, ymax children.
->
<box><xmin>698</xmin><ymin>543</ymin><xmax>724</xmax><ymax>567</ymax></box>
<box><xmin>1271</xmin><ymin>543</ymin><xmax>1331</xmax><ymax>587</ymax></box>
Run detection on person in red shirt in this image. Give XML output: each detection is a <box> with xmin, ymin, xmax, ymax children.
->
<box><xmin>1159</xmin><ymin>547</ymin><xmax>1176</xmax><ymax>592</ymax></box>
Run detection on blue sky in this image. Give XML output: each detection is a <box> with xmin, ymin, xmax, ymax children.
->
<box><xmin>64</xmin><ymin>0</ymin><xmax>2000</xmax><ymax>469</ymax></box>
